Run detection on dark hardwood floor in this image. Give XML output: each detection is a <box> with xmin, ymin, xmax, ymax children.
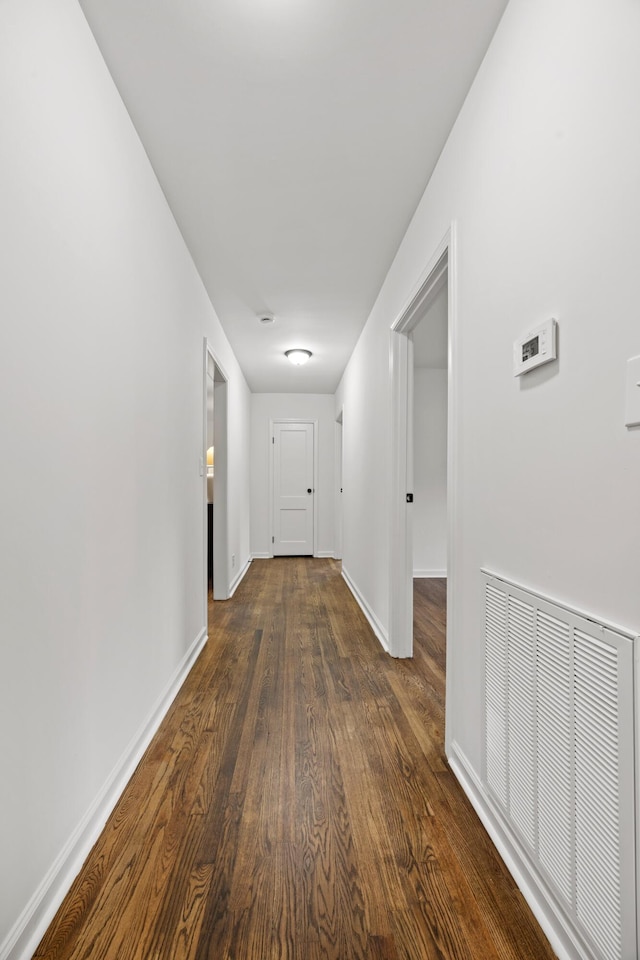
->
<box><xmin>34</xmin><ymin>560</ymin><xmax>555</xmax><ymax>960</ymax></box>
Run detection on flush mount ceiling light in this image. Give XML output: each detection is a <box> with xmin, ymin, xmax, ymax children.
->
<box><xmin>285</xmin><ymin>349</ymin><xmax>312</xmax><ymax>366</ymax></box>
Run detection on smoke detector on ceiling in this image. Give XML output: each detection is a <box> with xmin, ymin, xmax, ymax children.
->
<box><xmin>258</xmin><ymin>314</ymin><xmax>275</xmax><ymax>325</ymax></box>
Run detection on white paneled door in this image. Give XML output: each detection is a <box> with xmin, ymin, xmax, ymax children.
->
<box><xmin>272</xmin><ymin>421</ymin><xmax>314</xmax><ymax>556</ymax></box>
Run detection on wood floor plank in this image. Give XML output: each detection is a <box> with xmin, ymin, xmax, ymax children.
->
<box><xmin>433</xmin><ymin>772</ymin><xmax>556</xmax><ymax>960</ymax></box>
<box><xmin>34</xmin><ymin>560</ymin><xmax>555</xmax><ymax>960</ymax></box>
<box><xmin>164</xmin><ymin>861</ymin><xmax>215</xmax><ymax>960</ymax></box>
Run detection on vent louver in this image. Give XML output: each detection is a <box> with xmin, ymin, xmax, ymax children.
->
<box><xmin>482</xmin><ymin>572</ymin><xmax>636</xmax><ymax>960</ymax></box>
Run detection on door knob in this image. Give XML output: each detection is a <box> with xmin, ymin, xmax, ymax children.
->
<box><xmin>307</xmin><ymin>488</ymin><xmax>312</xmax><ymax>494</ymax></box>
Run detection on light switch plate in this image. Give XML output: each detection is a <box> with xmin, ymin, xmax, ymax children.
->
<box><xmin>625</xmin><ymin>355</ymin><xmax>640</xmax><ymax>427</ymax></box>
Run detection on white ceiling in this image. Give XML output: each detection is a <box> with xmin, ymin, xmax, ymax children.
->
<box><xmin>78</xmin><ymin>0</ymin><xmax>508</xmax><ymax>393</ymax></box>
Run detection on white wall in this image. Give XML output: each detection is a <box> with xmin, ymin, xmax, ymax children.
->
<box><xmin>251</xmin><ymin>394</ymin><xmax>335</xmax><ymax>558</ymax></box>
<box><xmin>337</xmin><ymin>0</ymin><xmax>640</xmax><ymax>794</ymax></box>
<box><xmin>334</xmin><ymin>321</ymin><xmax>391</xmax><ymax>632</ymax></box>
<box><xmin>413</xmin><ymin>369</ymin><xmax>447</xmax><ymax>577</ymax></box>
<box><xmin>0</xmin><ymin>1</ymin><xmax>251</xmax><ymax>955</ymax></box>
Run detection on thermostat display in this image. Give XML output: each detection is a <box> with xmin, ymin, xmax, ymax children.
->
<box><xmin>522</xmin><ymin>336</ymin><xmax>540</xmax><ymax>362</ymax></box>
<box><xmin>514</xmin><ymin>319</ymin><xmax>557</xmax><ymax>376</ymax></box>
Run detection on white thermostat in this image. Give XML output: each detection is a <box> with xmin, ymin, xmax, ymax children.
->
<box><xmin>514</xmin><ymin>318</ymin><xmax>558</xmax><ymax>376</ymax></box>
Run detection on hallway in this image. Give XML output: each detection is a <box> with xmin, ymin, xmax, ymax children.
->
<box><xmin>35</xmin><ymin>560</ymin><xmax>554</xmax><ymax>960</ymax></box>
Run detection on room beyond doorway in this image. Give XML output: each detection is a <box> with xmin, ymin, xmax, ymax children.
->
<box><xmin>412</xmin><ymin>281</ymin><xmax>448</xmax><ymax>581</ymax></box>
<box><xmin>204</xmin><ymin>341</ymin><xmax>229</xmax><ymax>626</ymax></box>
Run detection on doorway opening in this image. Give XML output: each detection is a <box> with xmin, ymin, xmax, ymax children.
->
<box><xmin>412</xmin><ymin>278</ymin><xmax>448</xmax><ymax>581</ymax></box>
<box><xmin>388</xmin><ymin>225</ymin><xmax>457</xmax><ymax>752</ymax></box>
<box><xmin>204</xmin><ymin>341</ymin><xmax>229</xmax><ymax>636</ymax></box>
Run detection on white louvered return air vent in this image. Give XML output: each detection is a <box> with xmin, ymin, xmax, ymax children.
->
<box><xmin>482</xmin><ymin>571</ymin><xmax>637</xmax><ymax>960</ymax></box>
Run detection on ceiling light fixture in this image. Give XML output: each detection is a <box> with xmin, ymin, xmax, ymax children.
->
<box><xmin>259</xmin><ymin>314</ymin><xmax>275</xmax><ymax>325</ymax></box>
<box><xmin>285</xmin><ymin>349</ymin><xmax>312</xmax><ymax>366</ymax></box>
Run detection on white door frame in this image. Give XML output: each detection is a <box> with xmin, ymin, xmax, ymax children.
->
<box><xmin>334</xmin><ymin>408</ymin><xmax>344</xmax><ymax>561</ymax></box>
<box><xmin>268</xmin><ymin>418</ymin><xmax>319</xmax><ymax>557</ymax></box>
<box><xmin>203</xmin><ymin>339</ymin><xmax>230</xmax><ymax>612</ymax></box>
<box><xmin>388</xmin><ymin>224</ymin><xmax>458</xmax><ymax>753</ymax></box>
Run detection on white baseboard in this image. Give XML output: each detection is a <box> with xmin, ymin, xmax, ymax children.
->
<box><xmin>341</xmin><ymin>566</ymin><xmax>390</xmax><ymax>653</ymax></box>
<box><xmin>229</xmin><ymin>556</ymin><xmax>251</xmax><ymax>597</ymax></box>
<box><xmin>447</xmin><ymin>741</ymin><xmax>592</xmax><ymax>960</ymax></box>
<box><xmin>1</xmin><ymin>627</ymin><xmax>208</xmax><ymax>960</ymax></box>
<box><xmin>413</xmin><ymin>569</ymin><xmax>447</xmax><ymax>578</ymax></box>
<box><xmin>251</xmin><ymin>552</ymin><xmax>271</xmax><ymax>560</ymax></box>
<box><xmin>314</xmin><ymin>551</ymin><xmax>334</xmax><ymax>559</ymax></box>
